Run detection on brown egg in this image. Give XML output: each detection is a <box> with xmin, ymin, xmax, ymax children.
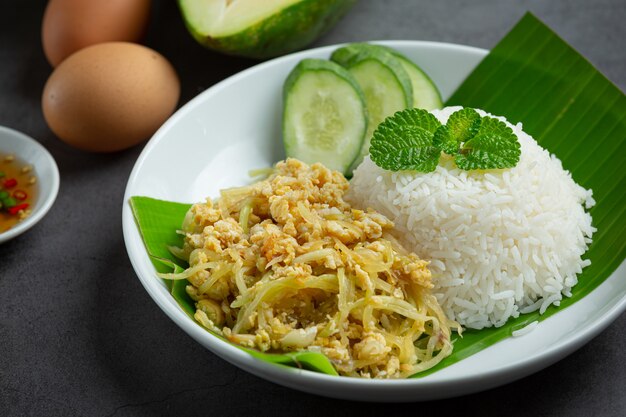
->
<box><xmin>42</xmin><ymin>42</ymin><xmax>180</xmax><ymax>153</ymax></box>
<box><xmin>42</xmin><ymin>0</ymin><xmax>151</xmax><ymax>67</ymax></box>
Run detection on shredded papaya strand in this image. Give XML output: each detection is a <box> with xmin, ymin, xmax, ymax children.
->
<box><xmin>157</xmin><ymin>262</ymin><xmax>218</xmax><ymax>280</ymax></box>
<box><xmin>197</xmin><ymin>264</ymin><xmax>230</xmax><ymax>294</ymax></box>
<box><xmin>292</xmin><ymin>248</ymin><xmax>335</xmax><ymax>264</ymax></box>
<box><xmin>362</xmin><ymin>304</ymin><xmax>375</xmax><ymax>331</ymax></box>
<box><xmin>238</xmin><ymin>199</ymin><xmax>253</xmax><ymax>233</ymax></box>
<box><xmin>234</xmin><ymin>264</ymin><xmax>249</xmax><ymax>295</ymax></box>
<box><xmin>372</xmin><ymin>276</ymin><xmax>394</xmax><ymax>293</ymax></box>
<box><xmin>248</xmin><ymin>167</ymin><xmax>274</xmax><ymax>179</ymax></box>
<box><xmin>167</xmin><ymin>244</ymin><xmax>188</xmax><ymax>261</ymax></box>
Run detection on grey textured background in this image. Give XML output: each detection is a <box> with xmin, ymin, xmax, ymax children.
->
<box><xmin>1</xmin><ymin>0</ymin><xmax>624</xmax><ymax>416</ymax></box>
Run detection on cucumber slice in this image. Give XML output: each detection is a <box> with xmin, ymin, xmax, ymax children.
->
<box><xmin>377</xmin><ymin>45</ymin><xmax>443</xmax><ymax>109</ymax></box>
<box><xmin>282</xmin><ymin>58</ymin><xmax>368</xmax><ymax>175</ymax></box>
<box><xmin>331</xmin><ymin>43</ymin><xmax>413</xmax><ymax>171</ymax></box>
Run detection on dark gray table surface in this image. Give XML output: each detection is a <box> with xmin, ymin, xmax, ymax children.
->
<box><xmin>1</xmin><ymin>0</ymin><xmax>624</xmax><ymax>416</ymax></box>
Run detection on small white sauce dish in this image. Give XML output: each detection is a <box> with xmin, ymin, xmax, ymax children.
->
<box><xmin>0</xmin><ymin>126</ymin><xmax>60</xmax><ymax>244</ymax></box>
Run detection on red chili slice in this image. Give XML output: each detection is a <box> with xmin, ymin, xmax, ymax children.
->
<box><xmin>3</xmin><ymin>178</ymin><xmax>17</xmax><ymax>188</ymax></box>
<box><xmin>13</xmin><ymin>189</ymin><xmax>27</xmax><ymax>200</ymax></box>
<box><xmin>8</xmin><ymin>203</ymin><xmax>28</xmax><ymax>215</ymax></box>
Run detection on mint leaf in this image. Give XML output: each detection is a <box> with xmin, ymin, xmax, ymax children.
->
<box><xmin>455</xmin><ymin>116</ymin><xmax>521</xmax><ymax>170</ymax></box>
<box><xmin>370</xmin><ymin>108</ymin><xmax>442</xmax><ymax>172</ymax></box>
<box><xmin>389</xmin><ymin>107</ymin><xmax>442</xmax><ymax>134</ymax></box>
<box><xmin>447</xmin><ymin>108</ymin><xmax>482</xmax><ymax>145</ymax></box>
<box><xmin>432</xmin><ymin>125</ymin><xmax>458</xmax><ymax>155</ymax></box>
<box><xmin>433</xmin><ymin>108</ymin><xmax>482</xmax><ymax>155</ymax></box>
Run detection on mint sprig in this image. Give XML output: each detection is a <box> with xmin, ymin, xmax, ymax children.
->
<box><xmin>370</xmin><ymin>107</ymin><xmax>521</xmax><ymax>172</ymax></box>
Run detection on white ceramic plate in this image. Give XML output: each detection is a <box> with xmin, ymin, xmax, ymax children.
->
<box><xmin>0</xmin><ymin>126</ymin><xmax>59</xmax><ymax>244</ymax></box>
<box><xmin>122</xmin><ymin>41</ymin><xmax>626</xmax><ymax>402</ymax></box>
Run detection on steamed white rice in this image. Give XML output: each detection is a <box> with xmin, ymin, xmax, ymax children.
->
<box><xmin>348</xmin><ymin>106</ymin><xmax>595</xmax><ymax>329</ymax></box>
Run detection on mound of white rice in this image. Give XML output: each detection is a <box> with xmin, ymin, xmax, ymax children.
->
<box><xmin>348</xmin><ymin>106</ymin><xmax>595</xmax><ymax>329</ymax></box>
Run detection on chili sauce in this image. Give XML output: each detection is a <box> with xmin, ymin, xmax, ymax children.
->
<box><xmin>0</xmin><ymin>153</ymin><xmax>38</xmax><ymax>233</ymax></box>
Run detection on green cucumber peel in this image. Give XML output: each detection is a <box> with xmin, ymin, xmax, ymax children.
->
<box><xmin>376</xmin><ymin>44</ymin><xmax>444</xmax><ymax>110</ymax></box>
<box><xmin>331</xmin><ymin>43</ymin><xmax>413</xmax><ymax>107</ymax></box>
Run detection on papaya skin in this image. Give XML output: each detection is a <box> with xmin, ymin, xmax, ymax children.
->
<box><xmin>179</xmin><ymin>0</ymin><xmax>357</xmax><ymax>59</ymax></box>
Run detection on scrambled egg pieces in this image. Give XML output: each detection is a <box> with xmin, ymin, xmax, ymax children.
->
<box><xmin>175</xmin><ymin>159</ymin><xmax>455</xmax><ymax>378</ymax></box>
